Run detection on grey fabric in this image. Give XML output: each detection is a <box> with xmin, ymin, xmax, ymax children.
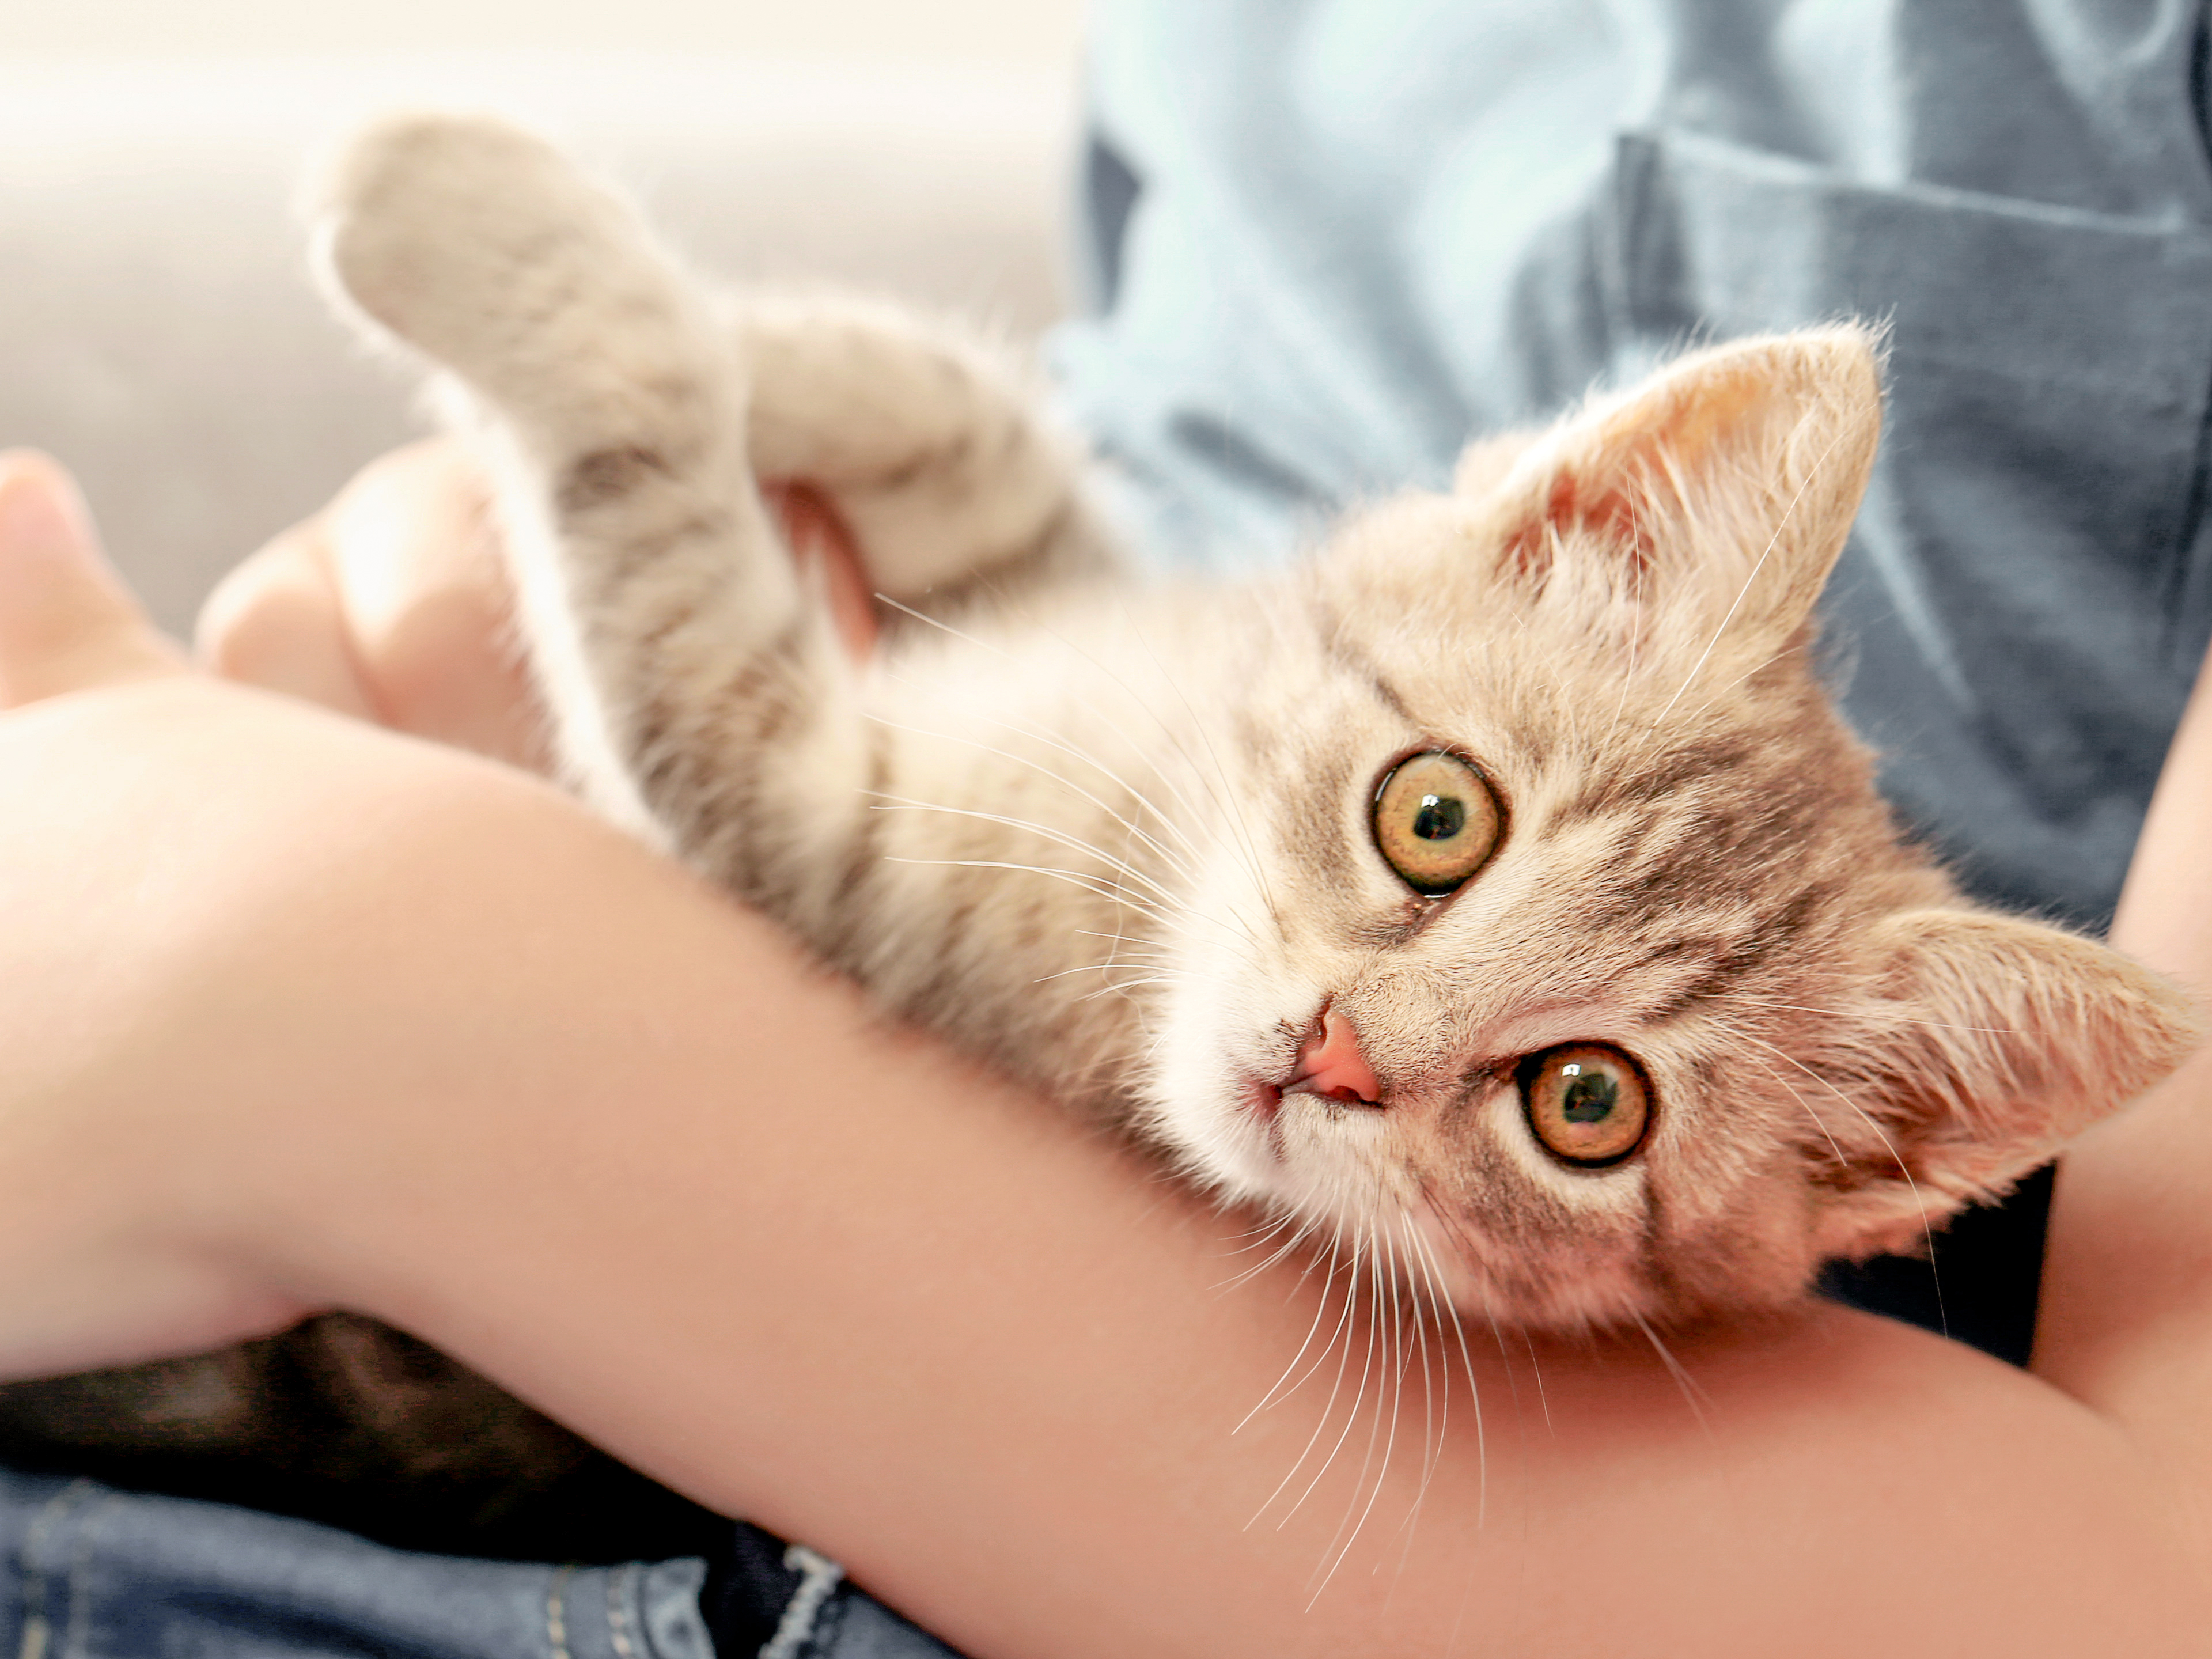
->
<box><xmin>1054</xmin><ymin>0</ymin><xmax>2212</xmax><ymax>929</ymax></box>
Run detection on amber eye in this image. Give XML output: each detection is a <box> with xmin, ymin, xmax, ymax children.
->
<box><xmin>1521</xmin><ymin>1044</ymin><xmax>1651</xmax><ymax>1166</ymax></box>
<box><xmin>1372</xmin><ymin>751</ymin><xmax>1502</xmax><ymax>895</ymax></box>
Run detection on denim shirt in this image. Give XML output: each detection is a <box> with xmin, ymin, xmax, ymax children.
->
<box><xmin>1054</xmin><ymin>0</ymin><xmax>2212</xmax><ymax>934</ymax></box>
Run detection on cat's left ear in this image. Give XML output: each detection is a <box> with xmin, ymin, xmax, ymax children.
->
<box><xmin>1464</xmin><ymin>326</ymin><xmax>1884</xmax><ymax>651</ymax></box>
<box><xmin>1810</xmin><ymin>909</ymin><xmax>2204</xmax><ymax>1260</ymax></box>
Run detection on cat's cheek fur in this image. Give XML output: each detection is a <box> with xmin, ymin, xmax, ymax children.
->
<box><xmin>1141</xmin><ymin>956</ymin><xmax>1306</xmax><ymax>1201</ymax></box>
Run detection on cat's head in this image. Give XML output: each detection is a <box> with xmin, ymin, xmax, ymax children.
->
<box><xmin>1144</xmin><ymin>325</ymin><xmax>2202</xmax><ymax>1328</ymax></box>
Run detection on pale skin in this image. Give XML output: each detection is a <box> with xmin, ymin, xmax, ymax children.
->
<box><xmin>0</xmin><ymin>443</ymin><xmax>2207</xmax><ymax>1655</ymax></box>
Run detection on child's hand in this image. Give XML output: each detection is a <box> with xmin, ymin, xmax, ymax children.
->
<box><xmin>196</xmin><ymin>441</ymin><xmax>875</xmax><ymax>767</ymax></box>
<box><xmin>0</xmin><ymin>450</ymin><xmax>188</xmax><ymax>704</ymax></box>
<box><xmin>196</xmin><ymin>440</ymin><xmax>551</xmax><ymax>767</ymax></box>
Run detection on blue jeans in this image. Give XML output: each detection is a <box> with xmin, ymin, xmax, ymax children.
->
<box><xmin>0</xmin><ymin>1467</ymin><xmax>958</xmax><ymax>1658</ymax></box>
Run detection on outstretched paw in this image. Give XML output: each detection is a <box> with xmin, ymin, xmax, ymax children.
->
<box><xmin>310</xmin><ymin>113</ymin><xmax>703</xmax><ymax>430</ymax></box>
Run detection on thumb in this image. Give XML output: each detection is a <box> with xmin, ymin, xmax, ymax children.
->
<box><xmin>0</xmin><ymin>452</ymin><xmax>187</xmax><ymax>708</ymax></box>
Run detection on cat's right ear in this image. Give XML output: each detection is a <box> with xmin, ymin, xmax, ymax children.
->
<box><xmin>1463</xmin><ymin>327</ymin><xmax>1885</xmax><ymax>658</ymax></box>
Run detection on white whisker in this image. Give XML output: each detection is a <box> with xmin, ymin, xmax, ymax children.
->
<box><xmin>1743</xmin><ymin>1049</ymin><xmax>1851</xmax><ymax>1172</ymax></box>
<box><xmin>1280</xmin><ymin>1233</ymin><xmax>1381</xmax><ymax>1538</ymax></box>
<box><xmin>863</xmin><ymin>711</ymin><xmax>1200</xmax><ymax>884</ymax></box>
<box><xmin>1029</xmin><ymin>960</ymin><xmax>1187</xmax><ymax>984</ymax></box>
<box><xmin>1305</xmin><ymin>1220</ymin><xmax>1397</xmax><ymax>1605</ymax></box>
<box><xmin>1410</xmin><ymin>1217</ymin><xmax>1487</xmax><ymax>1532</ymax></box>
<box><xmin>873</xmin><ymin>592</ymin><xmax>1010</xmax><ymax>657</ymax></box>
<box><xmin>1631</xmin><ymin>1311</ymin><xmax>1713</xmax><ymax>1433</ymax></box>
<box><xmin>1245</xmin><ymin>1236</ymin><xmax>1364</xmax><ymax>1529</ymax></box>
<box><xmin>1075</xmin><ymin>975</ymin><xmax>1179</xmax><ymax>1003</ymax></box>
<box><xmin>896</xmin><ymin>649</ymin><xmax>1236</xmax><ymax>891</ymax></box>
<box><xmin>994</xmin><ymin>603</ymin><xmax>1281</xmax><ymax>941</ymax></box>
<box><xmin>868</xmin><ymin>793</ymin><xmax>1187</xmax><ymax>912</ymax></box>
<box><xmin>1519</xmin><ymin>1325</ymin><xmax>1552</xmax><ymax>1435</ymax></box>
<box><xmin>1215</xmin><ymin>1212</ymin><xmax>1318</xmax><ymax>1296</ymax></box>
<box><xmin>878</xmin><ymin>855</ymin><xmax>1178</xmax><ymax>933</ymax></box>
<box><xmin>1112</xmin><ymin>601</ymin><xmax>1287</xmax><ymax>933</ymax></box>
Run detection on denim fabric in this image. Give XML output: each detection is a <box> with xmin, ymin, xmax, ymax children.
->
<box><xmin>700</xmin><ymin>1524</ymin><xmax>963</xmax><ymax>1659</ymax></box>
<box><xmin>1054</xmin><ymin>0</ymin><xmax>2212</xmax><ymax>936</ymax></box>
<box><xmin>0</xmin><ymin>1465</ymin><xmax>715</xmax><ymax>1658</ymax></box>
<box><xmin>0</xmin><ymin>1468</ymin><xmax>961</xmax><ymax>1659</ymax></box>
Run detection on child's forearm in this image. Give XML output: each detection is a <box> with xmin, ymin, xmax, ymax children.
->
<box><xmin>6</xmin><ymin>679</ymin><xmax>2186</xmax><ymax>1658</ymax></box>
<box><xmin>2038</xmin><ymin>633</ymin><xmax>2212</xmax><ymax>1484</ymax></box>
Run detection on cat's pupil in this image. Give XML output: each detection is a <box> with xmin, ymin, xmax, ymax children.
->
<box><xmin>1560</xmin><ymin>1065</ymin><xmax>1616</xmax><ymax>1123</ymax></box>
<box><xmin>1413</xmin><ymin>794</ymin><xmax>1465</xmax><ymax>842</ymax></box>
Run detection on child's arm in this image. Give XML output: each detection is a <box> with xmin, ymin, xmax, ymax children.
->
<box><xmin>194</xmin><ymin>440</ymin><xmax>546</xmax><ymax>764</ymax></box>
<box><xmin>0</xmin><ymin>449</ymin><xmax>2206</xmax><ymax>1657</ymax></box>
<box><xmin>195</xmin><ymin>437</ymin><xmax>876</xmax><ymax>763</ymax></box>
<box><xmin>2037</xmin><ymin>639</ymin><xmax>2212</xmax><ymax>1490</ymax></box>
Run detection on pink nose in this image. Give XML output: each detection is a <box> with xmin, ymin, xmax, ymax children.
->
<box><xmin>1290</xmin><ymin>1009</ymin><xmax>1382</xmax><ymax>1106</ymax></box>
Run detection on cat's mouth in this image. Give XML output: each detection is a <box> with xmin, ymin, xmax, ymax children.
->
<box><xmin>1242</xmin><ymin>1008</ymin><xmax>1387</xmax><ymax>1160</ymax></box>
<box><xmin>1243</xmin><ymin>1081</ymin><xmax>1288</xmax><ymax>1159</ymax></box>
<box><xmin>1244</xmin><ymin>1077</ymin><xmax>1380</xmax><ymax>1161</ymax></box>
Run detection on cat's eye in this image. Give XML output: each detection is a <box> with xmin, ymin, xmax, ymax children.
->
<box><xmin>1372</xmin><ymin>751</ymin><xmax>1502</xmax><ymax>895</ymax></box>
<box><xmin>1521</xmin><ymin>1044</ymin><xmax>1650</xmax><ymax>1166</ymax></box>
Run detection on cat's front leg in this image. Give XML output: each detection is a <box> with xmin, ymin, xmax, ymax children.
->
<box><xmin>313</xmin><ymin>114</ymin><xmax>868</xmax><ymax>929</ymax></box>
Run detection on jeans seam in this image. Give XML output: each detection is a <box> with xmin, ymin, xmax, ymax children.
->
<box><xmin>605</xmin><ymin>1561</ymin><xmax>639</xmax><ymax>1659</ymax></box>
<box><xmin>757</xmin><ymin>1546</ymin><xmax>842</xmax><ymax>1659</ymax></box>
<box><xmin>59</xmin><ymin>1494</ymin><xmax>118</xmax><ymax>1659</ymax></box>
<box><xmin>15</xmin><ymin>1480</ymin><xmax>94</xmax><ymax>1659</ymax></box>
<box><xmin>546</xmin><ymin>1563</ymin><xmax>578</xmax><ymax>1659</ymax></box>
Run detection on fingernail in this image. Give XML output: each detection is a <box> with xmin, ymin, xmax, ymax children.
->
<box><xmin>0</xmin><ymin>453</ymin><xmax>93</xmax><ymax>560</ymax></box>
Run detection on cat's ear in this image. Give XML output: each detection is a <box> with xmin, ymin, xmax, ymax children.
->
<box><xmin>1466</xmin><ymin>327</ymin><xmax>1883</xmax><ymax>650</ymax></box>
<box><xmin>1809</xmin><ymin>910</ymin><xmax>2203</xmax><ymax>1260</ymax></box>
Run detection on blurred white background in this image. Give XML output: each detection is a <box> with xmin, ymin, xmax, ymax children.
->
<box><xmin>0</xmin><ymin>0</ymin><xmax>1092</xmax><ymax>628</ymax></box>
<box><xmin>0</xmin><ymin>0</ymin><xmax>1085</xmax><ymax>67</ymax></box>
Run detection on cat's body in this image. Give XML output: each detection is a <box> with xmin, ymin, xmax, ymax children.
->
<box><xmin>0</xmin><ymin>113</ymin><xmax>2196</xmax><ymax>1546</ymax></box>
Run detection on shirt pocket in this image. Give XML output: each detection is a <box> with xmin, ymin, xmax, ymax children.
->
<box><xmin>1604</xmin><ymin>126</ymin><xmax>2212</xmax><ymax>923</ymax></box>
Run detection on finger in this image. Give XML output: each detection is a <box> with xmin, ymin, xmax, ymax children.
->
<box><xmin>198</xmin><ymin>518</ymin><xmax>382</xmax><ymax>721</ymax></box>
<box><xmin>0</xmin><ymin>451</ymin><xmax>188</xmax><ymax>708</ymax></box>
<box><xmin>319</xmin><ymin>442</ymin><xmax>548</xmax><ymax>769</ymax></box>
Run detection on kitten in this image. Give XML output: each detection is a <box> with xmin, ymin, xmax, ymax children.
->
<box><xmin>0</xmin><ymin>112</ymin><xmax>2195</xmax><ymax>1544</ymax></box>
<box><xmin>316</xmin><ymin>113</ymin><xmax>2196</xmax><ymax>1325</ymax></box>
